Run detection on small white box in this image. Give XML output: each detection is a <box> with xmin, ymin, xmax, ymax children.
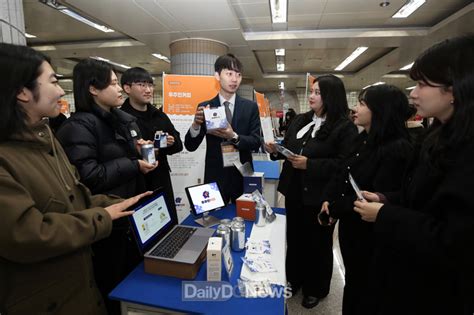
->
<box><xmin>204</xmin><ymin>107</ymin><xmax>228</xmax><ymax>130</ymax></box>
<box><xmin>207</xmin><ymin>237</ymin><xmax>223</xmax><ymax>281</ymax></box>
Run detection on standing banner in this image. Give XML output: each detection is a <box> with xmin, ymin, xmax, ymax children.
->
<box><xmin>304</xmin><ymin>73</ymin><xmax>317</xmax><ymax>109</ymax></box>
<box><xmin>162</xmin><ymin>73</ymin><xmax>220</xmax><ymax>222</ymax></box>
<box><xmin>255</xmin><ymin>90</ymin><xmax>274</xmax><ymax>143</ymax></box>
<box><xmin>255</xmin><ymin>91</ymin><xmax>267</xmax><ymax>117</ymax></box>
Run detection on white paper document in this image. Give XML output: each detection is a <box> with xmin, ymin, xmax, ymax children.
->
<box><xmin>240</xmin><ymin>214</ymin><xmax>286</xmax><ymax>286</ymax></box>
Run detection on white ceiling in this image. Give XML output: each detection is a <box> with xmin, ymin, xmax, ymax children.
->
<box><xmin>24</xmin><ymin>0</ymin><xmax>474</xmax><ymax>92</ymax></box>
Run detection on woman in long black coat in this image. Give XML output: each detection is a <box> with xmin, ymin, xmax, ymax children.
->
<box><xmin>320</xmin><ymin>84</ymin><xmax>413</xmax><ymax>315</ymax></box>
<box><xmin>265</xmin><ymin>74</ymin><xmax>358</xmax><ymax>308</ymax></box>
<box><xmin>354</xmin><ymin>35</ymin><xmax>474</xmax><ymax>315</ymax></box>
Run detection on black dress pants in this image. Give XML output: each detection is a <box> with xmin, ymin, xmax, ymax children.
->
<box><xmin>92</xmin><ymin>224</ymin><xmax>142</xmax><ymax>315</ymax></box>
<box><xmin>285</xmin><ymin>195</ymin><xmax>335</xmax><ymax>297</ymax></box>
<box><xmin>338</xmin><ymin>218</ymin><xmax>374</xmax><ymax>315</ymax></box>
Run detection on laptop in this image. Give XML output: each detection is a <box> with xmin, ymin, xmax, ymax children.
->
<box><xmin>129</xmin><ymin>188</ymin><xmax>215</xmax><ymax>264</ymax></box>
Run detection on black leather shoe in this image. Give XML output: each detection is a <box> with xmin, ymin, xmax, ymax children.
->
<box><xmin>302</xmin><ymin>295</ymin><xmax>320</xmax><ymax>309</ymax></box>
<box><xmin>287</xmin><ymin>282</ymin><xmax>300</xmax><ymax>297</ymax></box>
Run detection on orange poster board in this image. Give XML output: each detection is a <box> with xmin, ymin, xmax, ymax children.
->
<box><xmin>308</xmin><ymin>74</ymin><xmax>316</xmax><ymax>87</ymax></box>
<box><xmin>58</xmin><ymin>99</ymin><xmax>69</xmax><ymax>114</ymax></box>
<box><xmin>264</xmin><ymin>98</ymin><xmax>271</xmax><ymax>117</ymax></box>
<box><xmin>163</xmin><ymin>74</ymin><xmax>220</xmax><ymax>115</ymax></box>
<box><xmin>255</xmin><ymin>91</ymin><xmax>267</xmax><ymax>117</ymax></box>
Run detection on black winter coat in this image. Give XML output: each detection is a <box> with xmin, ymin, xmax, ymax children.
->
<box><xmin>273</xmin><ymin>111</ymin><xmax>358</xmax><ymax>206</ymax></box>
<box><xmin>367</xmin><ymin>137</ymin><xmax>474</xmax><ymax>315</ymax></box>
<box><xmin>323</xmin><ymin>131</ymin><xmax>413</xmax><ymax>220</ymax></box>
<box><xmin>121</xmin><ymin>100</ymin><xmax>182</xmax><ymax>190</ymax></box>
<box><xmin>57</xmin><ymin>104</ymin><xmax>144</xmax><ymax>199</ymax></box>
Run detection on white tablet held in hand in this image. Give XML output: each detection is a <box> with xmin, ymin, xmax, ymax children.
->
<box><xmin>349</xmin><ymin>173</ymin><xmax>366</xmax><ymax>201</ymax></box>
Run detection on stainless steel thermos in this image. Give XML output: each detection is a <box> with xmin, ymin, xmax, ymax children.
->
<box><xmin>230</xmin><ymin>221</ymin><xmax>245</xmax><ymax>251</ymax></box>
<box><xmin>216</xmin><ymin>224</ymin><xmax>231</xmax><ymax>248</ymax></box>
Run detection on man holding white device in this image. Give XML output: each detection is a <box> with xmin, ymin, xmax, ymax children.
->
<box><xmin>121</xmin><ymin>67</ymin><xmax>183</xmax><ymax>223</ymax></box>
<box><xmin>184</xmin><ymin>54</ymin><xmax>261</xmax><ymax>204</ymax></box>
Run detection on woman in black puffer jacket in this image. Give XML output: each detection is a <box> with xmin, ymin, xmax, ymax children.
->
<box><xmin>57</xmin><ymin>58</ymin><xmax>157</xmax><ymax>315</ymax></box>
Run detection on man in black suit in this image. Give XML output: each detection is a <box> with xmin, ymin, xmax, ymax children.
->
<box><xmin>184</xmin><ymin>54</ymin><xmax>261</xmax><ymax>203</ymax></box>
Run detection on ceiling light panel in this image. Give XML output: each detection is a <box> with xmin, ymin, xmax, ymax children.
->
<box><xmin>90</xmin><ymin>56</ymin><xmax>130</xmax><ymax>69</ymax></box>
<box><xmin>400</xmin><ymin>62</ymin><xmax>414</xmax><ymax>70</ymax></box>
<box><xmin>334</xmin><ymin>47</ymin><xmax>368</xmax><ymax>71</ymax></box>
<box><xmin>270</xmin><ymin>0</ymin><xmax>287</xmax><ymax>24</ymax></box>
<box><xmin>392</xmin><ymin>0</ymin><xmax>426</xmax><ymax>18</ymax></box>
<box><xmin>275</xmin><ymin>49</ymin><xmax>285</xmax><ymax>56</ymax></box>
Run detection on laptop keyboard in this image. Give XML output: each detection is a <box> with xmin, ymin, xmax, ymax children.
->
<box><xmin>150</xmin><ymin>226</ymin><xmax>197</xmax><ymax>258</ymax></box>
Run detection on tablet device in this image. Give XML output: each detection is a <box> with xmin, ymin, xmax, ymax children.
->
<box><xmin>348</xmin><ymin>173</ymin><xmax>365</xmax><ymax>201</ymax></box>
<box><xmin>185</xmin><ymin>182</ymin><xmax>226</xmax><ymax>216</ymax></box>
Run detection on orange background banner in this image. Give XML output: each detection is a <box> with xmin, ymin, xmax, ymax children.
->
<box><xmin>308</xmin><ymin>74</ymin><xmax>316</xmax><ymax>87</ymax></box>
<box><xmin>163</xmin><ymin>74</ymin><xmax>220</xmax><ymax>115</ymax></box>
<box><xmin>255</xmin><ymin>91</ymin><xmax>266</xmax><ymax>117</ymax></box>
<box><xmin>58</xmin><ymin>99</ymin><xmax>69</xmax><ymax>114</ymax></box>
<box><xmin>255</xmin><ymin>91</ymin><xmax>271</xmax><ymax>118</ymax></box>
<box><xmin>264</xmin><ymin>98</ymin><xmax>271</xmax><ymax>117</ymax></box>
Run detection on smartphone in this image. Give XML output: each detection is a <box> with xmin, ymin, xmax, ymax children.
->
<box><xmin>274</xmin><ymin>144</ymin><xmax>296</xmax><ymax>158</ymax></box>
<box><xmin>348</xmin><ymin>173</ymin><xmax>365</xmax><ymax>201</ymax></box>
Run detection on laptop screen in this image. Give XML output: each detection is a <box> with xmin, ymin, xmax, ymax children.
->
<box><xmin>129</xmin><ymin>189</ymin><xmax>175</xmax><ymax>253</ymax></box>
<box><xmin>185</xmin><ymin>182</ymin><xmax>225</xmax><ymax>216</ymax></box>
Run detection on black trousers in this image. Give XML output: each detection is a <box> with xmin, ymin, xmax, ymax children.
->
<box><xmin>92</xmin><ymin>226</ymin><xmax>142</xmax><ymax>315</ymax></box>
<box><xmin>338</xmin><ymin>218</ymin><xmax>374</xmax><ymax>315</ymax></box>
<box><xmin>285</xmin><ymin>195</ymin><xmax>335</xmax><ymax>297</ymax></box>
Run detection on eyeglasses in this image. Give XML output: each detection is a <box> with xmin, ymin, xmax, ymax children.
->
<box><xmin>131</xmin><ymin>82</ymin><xmax>154</xmax><ymax>89</ymax></box>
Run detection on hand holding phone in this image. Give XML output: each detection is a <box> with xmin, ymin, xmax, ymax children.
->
<box><xmin>349</xmin><ymin>173</ymin><xmax>366</xmax><ymax>201</ymax></box>
<box><xmin>274</xmin><ymin>143</ymin><xmax>296</xmax><ymax>158</ymax></box>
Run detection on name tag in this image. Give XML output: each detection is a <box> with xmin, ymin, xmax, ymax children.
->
<box><xmin>221</xmin><ymin>142</ymin><xmax>239</xmax><ymax>168</ymax></box>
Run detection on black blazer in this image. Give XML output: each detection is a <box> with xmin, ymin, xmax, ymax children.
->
<box><xmin>184</xmin><ymin>94</ymin><xmax>261</xmax><ymax>202</ymax></box>
<box><xmin>366</xmin><ymin>139</ymin><xmax>474</xmax><ymax>315</ymax></box>
<box><xmin>273</xmin><ymin>111</ymin><xmax>358</xmax><ymax>207</ymax></box>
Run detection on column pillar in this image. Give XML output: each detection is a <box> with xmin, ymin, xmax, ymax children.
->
<box><xmin>169</xmin><ymin>38</ymin><xmax>228</xmax><ymax>75</ymax></box>
<box><xmin>0</xmin><ymin>0</ymin><xmax>26</xmax><ymax>45</ymax></box>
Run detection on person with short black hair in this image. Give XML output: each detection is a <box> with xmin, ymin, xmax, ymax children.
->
<box><xmin>354</xmin><ymin>35</ymin><xmax>474</xmax><ymax>315</ymax></box>
<box><xmin>184</xmin><ymin>53</ymin><xmax>261</xmax><ymax>203</ymax></box>
<box><xmin>56</xmin><ymin>58</ymin><xmax>157</xmax><ymax>314</ymax></box>
<box><xmin>121</xmin><ymin>67</ymin><xmax>182</xmax><ymax>223</ymax></box>
<box><xmin>0</xmin><ymin>43</ymin><xmax>150</xmax><ymax>315</ymax></box>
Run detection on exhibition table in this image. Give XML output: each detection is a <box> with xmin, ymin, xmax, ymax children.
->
<box><xmin>109</xmin><ymin>205</ymin><xmax>286</xmax><ymax>315</ymax></box>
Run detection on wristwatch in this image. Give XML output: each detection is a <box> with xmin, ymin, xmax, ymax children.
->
<box><xmin>230</xmin><ymin>132</ymin><xmax>240</xmax><ymax>144</ymax></box>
